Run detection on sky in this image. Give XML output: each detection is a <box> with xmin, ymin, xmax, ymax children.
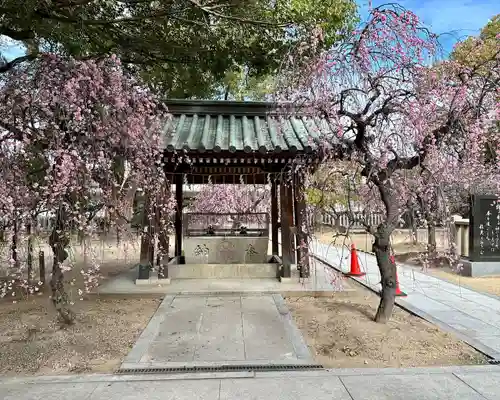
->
<box><xmin>1</xmin><ymin>1</ymin><xmax>498</xmax><ymax>61</ymax></box>
<box><xmin>1</xmin><ymin>38</ymin><xmax>24</xmax><ymax>61</ymax></box>
<box><xmin>359</xmin><ymin>0</ymin><xmax>499</xmax><ymax>56</ymax></box>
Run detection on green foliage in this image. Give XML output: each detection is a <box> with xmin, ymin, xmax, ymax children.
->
<box><xmin>219</xmin><ymin>0</ymin><xmax>359</xmax><ymax>100</ymax></box>
<box><xmin>281</xmin><ymin>0</ymin><xmax>359</xmax><ymax>48</ymax></box>
<box><xmin>451</xmin><ymin>14</ymin><xmax>499</xmax><ymax>69</ymax></box>
<box><xmin>305</xmin><ymin>162</ymin><xmax>362</xmax><ymax>209</ymax></box>
<box><xmin>305</xmin><ymin>184</ymin><xmax>360</xmax><ymax>208</ymax></box>
<box><xmin>0</xmin><ymin>0</ymin><xmax>357</xmax><ymax>98</ymax></box>
<box><xmin>220</xmin><ymin>66</ymin><xmax>276</xmax><ymax>100</ymax></box>
<box><xmin>451</xmin><ymin>15</ymin><xmax>499</xmax><ymax>166</ymax></box>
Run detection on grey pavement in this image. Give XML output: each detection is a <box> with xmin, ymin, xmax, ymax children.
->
<box><xmin>121</xmin><ymin>294</ymin><xmax>314</xmax><ymax>370</ymax></box>
<box><xmin>311</xmin><ymin>241</ymin><xmax>500</xmax><ymax>360</ymax></box>
<box><xmin>2</xmin><ymin>365</ymin><xmax>500</xmax><ymax>399</ymax></box>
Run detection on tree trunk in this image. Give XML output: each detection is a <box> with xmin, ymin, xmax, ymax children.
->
<box><xmin>428</xmin><ymin>222</ymin><xmax>437</xmax><ymax>256</ymax></box>
<box><xmin>26</xmin><ymin>222</ymin><xmax>33</xmax><ymax>287</ymax></box>
<box><xmin>373</xmin><ymin>233</ymin><xmax>397</xmax><ymax>323</ymax></box>
<box><xmin>11</xmin><ymin>218</ymin><xmax>20</xmax><ymax>271</ymax></box>
<box><xmin>49</xmin><ymin>208</ymin><xmax>75</xmax><ymax>325</ymax></box>
<box><xmin>158</xmin><ymin>233</ymin><xmax>169</xmax><ymax>279</ymax></box>
<box><xmin>139</xmin><ymin>195</ymin><xmax>154</xmax><ymax>279</ymax></box>
<box><xmin>410</xmin><ymin>209</ymin><xmax>418</xmax><ymax>244</ymax></box>
<box><xmin>0</xmin><ymin>221</ymin><xmax>5</xmax><ymax>242</ymax></box>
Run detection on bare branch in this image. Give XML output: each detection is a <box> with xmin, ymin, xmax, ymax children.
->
<box><xmin>0</xmin><ymin>26</ymin><xmax>35</xmax><ymax>41</ymax></box>
<box><xmin>0</xmin><ymin>54</ymin><xmax>37</xmax><ymax>73</ymax></box>
<box><xmin>187</xmin><ymin>0</ymin><xmax>290</xmax><ymax>26</ymax></box>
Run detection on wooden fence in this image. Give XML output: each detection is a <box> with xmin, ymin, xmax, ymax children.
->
<box><xmin>318</xmin><ymin>212</ymin><xmax>386</xmax><ymax>230</ymax></box>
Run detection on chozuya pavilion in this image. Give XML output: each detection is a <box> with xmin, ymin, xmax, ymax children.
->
<box><xmin>135</xmin><ymin>99</ymin><xmax>335</xmax><ymax>285</ymax></box>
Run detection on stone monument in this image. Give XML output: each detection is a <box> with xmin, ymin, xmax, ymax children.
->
<box><xmin>461</xmin><ymin>195</ymin><xmax>500</xmax><ymax>276</ymax></box>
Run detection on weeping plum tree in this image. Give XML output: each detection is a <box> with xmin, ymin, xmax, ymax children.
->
<box><xmin>278</xmin><ymin>5</ymin><xmax>500</xmax><ymax>322</ymax></box>
<box><xmin>0</xmin><ymin>54</ymin><xmax>174</xmax><ymax>324</ymax></box>
<box><xmin>190</xmin><ymin>184</ymin><xmax>270</xmax><ymax>230</ymax></box>
<box><xmin>191</xmin><ymin>184</ymin><xmax>270</xmax><ymax>215</ymax></box>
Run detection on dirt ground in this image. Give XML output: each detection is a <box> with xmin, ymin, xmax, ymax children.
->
<box><xmin>286</xmin><ymin>285</ymin><xmax>487</xmax><ymax>368</ymax></box>
<box><xmin>0</xmin><ymin>297</ymin><xmax>160</xmax><ymax>376</ymax></box>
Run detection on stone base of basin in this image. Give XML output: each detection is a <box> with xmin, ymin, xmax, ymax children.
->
<box><xmin>184</xmin><ymin>236</ymin><xmax>269</xmax><ymax>264</ymax></box>
<box><xmin>135</xmin><ymin>278</ymin><xmax>171</xmax><ymax>286</ymax></box>
<box><xmin>168</xmin><ymin>263</ymin><xmax>279</xmax><ymax>279</ymax></box>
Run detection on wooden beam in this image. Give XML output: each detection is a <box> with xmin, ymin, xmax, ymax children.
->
<box><xmin>165</xmin><ymin>173</ymin><xmax>272</xmax><ymax>185</ymax></box>
<box><xmin>175</xmin><ymin>174</ymin><xmax>183</xmax><ymax>258</ymax></box>
<box><xmin>271</xmin><ymin>178</ymin><xmax>279</xmax><ymax>256</ymax></box>
<box><xmin>280</xmin><ymin>183</ymin><xmax>294</xmax><ymax>278</ymax></box>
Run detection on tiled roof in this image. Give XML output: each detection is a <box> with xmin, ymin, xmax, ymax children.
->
<box><xmin>162</xmin><ymin>100</ymin><xmax>334</xmax><ymax>155</ymax></box>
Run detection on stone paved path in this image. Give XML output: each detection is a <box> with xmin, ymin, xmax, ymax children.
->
<box><xmin>312</xmin><ymin>241</ymin><xmax>500</xmax><ymax>360</ymax></box>
<box><xmin>121</xmin><ymin>294</ymin><xmax>313</xmax><ymax>370</ymax></box>
<box><xmin>2</xmin><ymin>365</ymin><xmax>500</xmax><ymax>399</ymax></box>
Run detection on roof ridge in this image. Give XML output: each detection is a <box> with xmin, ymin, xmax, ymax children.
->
<box><xmin>164</xmin><ymin>100</ymin><xmax>300</xmax><ymax>116</ymax></box>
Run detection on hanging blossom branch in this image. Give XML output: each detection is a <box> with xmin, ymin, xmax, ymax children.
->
<box><xmin>276</xmin><ymin>4</ymin><xmax>500</xmax><ymax>323</ymax></box>
<box><xmin>0</xmin><ymin>54</ymin><xmax>175</xmax><ymax>323</ymax></box>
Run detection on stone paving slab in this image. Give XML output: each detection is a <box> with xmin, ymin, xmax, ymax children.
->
<box><xmin>2</xmin><ymin>367</ymin><xmax>500</xmax><ymax>399</ymax></box>
<box><xmin>89</xmin><ymin>380</ymin><xmax>221</xmax><ymax>400</ymax></box>
<box><xmin>340</xmin><ymin>373</ymin><xmax>487</xmax><ymax>400</ymax></box>
<box><xmin>0</xmin><ymin>383</ymin><xmax>100</xmax><ymax>400</ymax></box>
<box><xmin>311</xmin><ymin>241</ymin><xmax>500</xmax><ymax>360</ymax></box>
<box><xmin>454</xmin><ymin>371</ymin><xmax>500</xmax><ymax>400</ymax></box>
<box><xmin>121</xmin><ymin>294</ymin><xmax>314</xmax><ymax>369</ymax></box>
<box><xmin>219</xmin><ymin>376</ymin><xmax>353</xmax><ymax>400</ymax></box>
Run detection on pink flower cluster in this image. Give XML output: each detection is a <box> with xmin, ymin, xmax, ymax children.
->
<box><xmin>0</xmin><ymin>54</ymin><xmax>175</xmax><ymax>300</ymax></box>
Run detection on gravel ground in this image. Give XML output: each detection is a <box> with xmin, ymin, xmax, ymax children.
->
<box><xmin>0</xmin><ymin>297</ymin><xmax>160</xmax><ymax>376</ymax></box>
<box><xmin>286</xmin><ymin>285</ymin><xmax>487</xmax><ymax>368</ymax></box>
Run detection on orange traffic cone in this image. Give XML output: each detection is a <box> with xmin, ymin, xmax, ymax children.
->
<box><xmin>390</xmin><ymin>254</ymin><xmax>407</xmax><ymax>297</ymax></box>
<box><xmin>345</xmin><ymin>244</ymin><xmax>366</xmax><ymax>277</ymax></box>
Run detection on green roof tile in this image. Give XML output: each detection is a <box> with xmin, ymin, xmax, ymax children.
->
<box><xmin>163</xmin><ymin>100</ymin><xmax>335</xmax><ymax>155</ymax></box>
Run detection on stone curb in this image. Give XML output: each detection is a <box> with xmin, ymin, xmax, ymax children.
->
<box><xmin>272</xmin><ymin>294</ymin><xmax>314</xmax><ymax>361</ymax></box>
<box><xmin>121</xmin><ymin>295</ymin><xmax>175</xmax><ymax>365</ymax></box>
<box><xmin>0</xmin><ymin>372</ymin><xmax>255</xmax><ymax>385</ymax></box>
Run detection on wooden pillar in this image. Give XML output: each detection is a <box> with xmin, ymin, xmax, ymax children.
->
<box><xmin>157</xmin><ymin>180</ymin><xmax>171</xmax><ymax>279</ymax></box>
<box><xmin>271</xmin><ymin>178</ymin><xmax>279</xmax><ymax>256</ymax></box>
<box><xmin>38</xmin><ymin>250</ymin><xmax>46</xmax><ymax>286</ymax></box>
<box><xmin>280</xmin><ymin>182</ymin><xmax>294</xmax><ymax>278</ymax></box>
<box><xmin>175</xmin><ymin>174</ymin><xmax>183</xmax><ymax>259</ymax></box>
<box><xmin>138</xmin><ymin>194</ymin><xmax>153</xmax><ymax>280</ymax></box>
<box><xmin>293</xmin><ymin>180</ymin><xmax>300</xmax><ymax>264</ymax></box>
<box><xmin>148</xmin><ymin>210</ymin><xmax>155</xmax><ymax>268</ymax></box>
<box><xmin>289</xmin><ymin>180</ymin><xmax>296</xmax><ymax>265</ymax></box>
<box><xmin>294</xmin><ymin>174</ymin><xmax>309</xmax><ymax>278</ymax></box>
